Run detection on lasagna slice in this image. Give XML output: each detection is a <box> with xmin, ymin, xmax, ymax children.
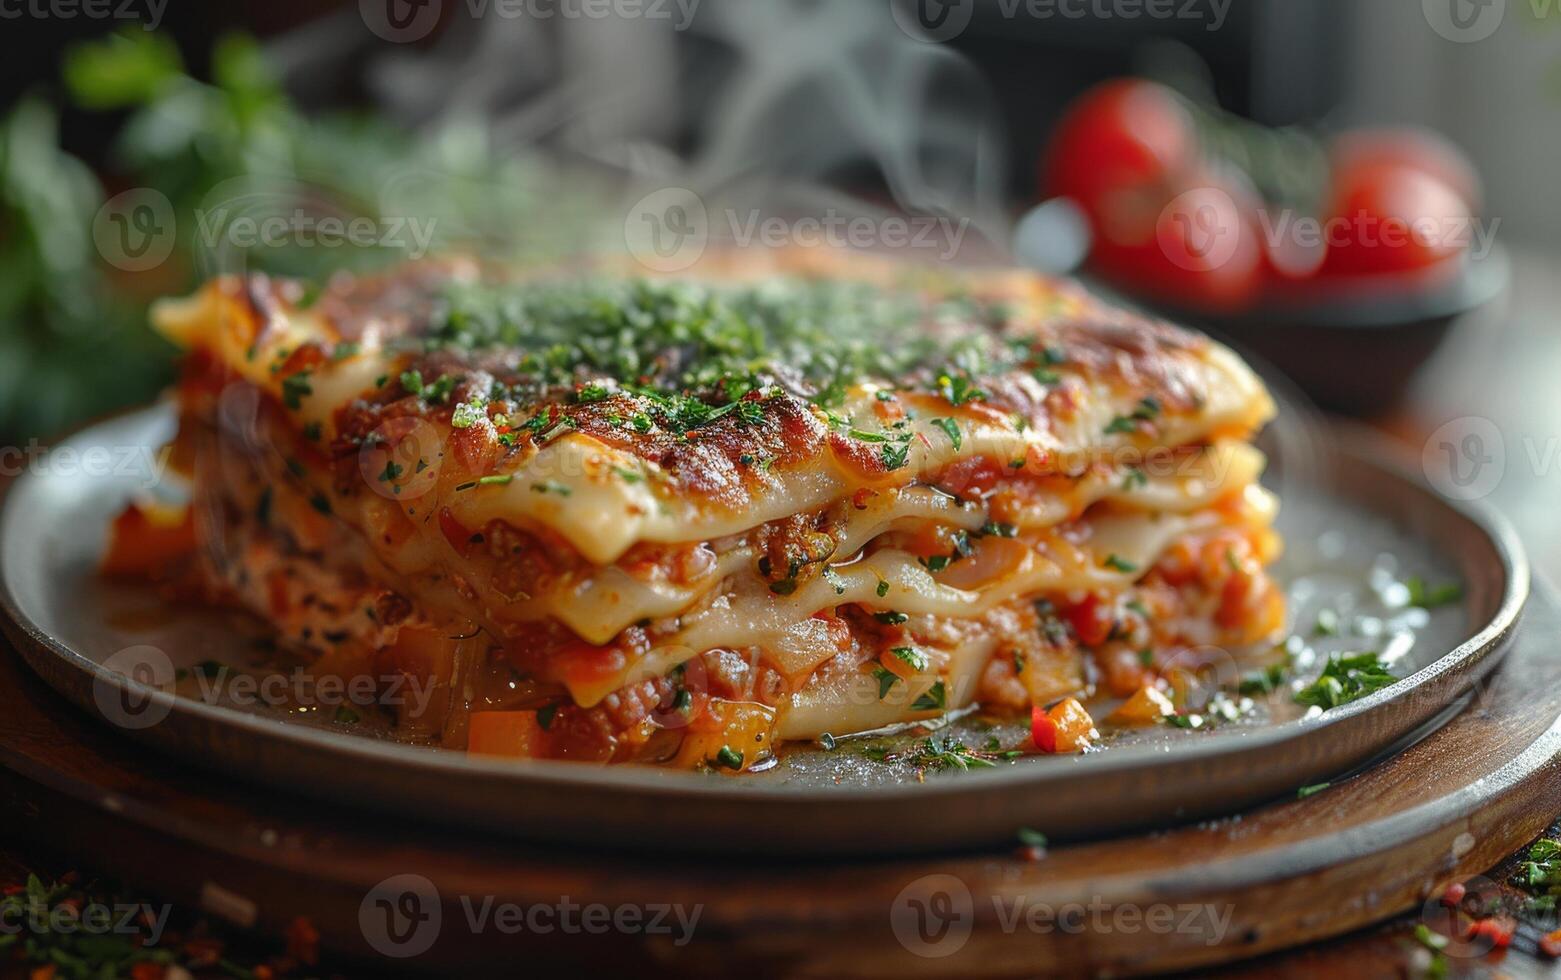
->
<box><xmin>112</xmin><ymin>248</ymin><xmax>1283</xmax><ymax>771</ymax></box>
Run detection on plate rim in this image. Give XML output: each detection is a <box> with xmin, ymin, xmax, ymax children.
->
<box><xmin>0</xmin><ymin>406</ymin><xmax>1532</xmax><ymax>812</ymax></box>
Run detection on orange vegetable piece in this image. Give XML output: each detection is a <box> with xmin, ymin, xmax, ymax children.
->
<box><xmin>467</xmin><ymin>710</ymin><xmax>548</xmax><ymax>759</ymax></box>
<box><xmin>1108</xmin><ymin>685</ymin><xmax>1175</xmax><ymax>726</ymax></box>
<box><xmin>101</xmin><ymin>501</ymin><xmax>196</xmax><ymax>578</ymax></box>
<box><xmin>1031</xmin><ymin>697</ymin><xmax>1098</xmax><ymax>753</ymax></box>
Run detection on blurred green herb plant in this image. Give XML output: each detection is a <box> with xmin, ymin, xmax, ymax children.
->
<box><xmin>1</xmin><ymin>29</ymin><xmax>585</xmax><ymax>444</ymax></box>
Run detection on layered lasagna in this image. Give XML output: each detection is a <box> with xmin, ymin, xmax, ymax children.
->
<box><xmin>109</xmin><ymin>248</ymin><xmax>1284</xmax><ymax>771</ymax></box>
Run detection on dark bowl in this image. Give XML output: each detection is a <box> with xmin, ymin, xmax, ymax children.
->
<box><xmin>1114</xmin><ymin>245</ymin><xmax>1511</xmax><ymax>417</ymax></box>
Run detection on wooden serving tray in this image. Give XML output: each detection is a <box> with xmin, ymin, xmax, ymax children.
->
<box><xmin>3</xmin><ymin>582</ymin><xmax>1559</xmax><ymax>977</ymax></box>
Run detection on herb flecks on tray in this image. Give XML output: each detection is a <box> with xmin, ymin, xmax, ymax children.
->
<box><xmin>1294</xmin><ymin>652</ymin><xmax>1396</xmax><ymax>710</ymax></box>
<box><xmin>861</xmin><ymin>735</ymin><xmax>1022</xmax><ymax>778</ymax></box>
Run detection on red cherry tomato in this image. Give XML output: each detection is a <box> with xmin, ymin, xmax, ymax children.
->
<box><xmin>1031</xmin><ymin>704</ymin><xmax>1058</xmax><ymax>753</ymax></box>
<box><xmin>1317</xmin><ymin>160</ymin><xmax>1472</xmax><ymax>277</ymax></box>
<box><xmin>1329</xmin><ymin>127</ymin><xmax>1482</xmax><ymax>212</ymax></box>
<box><xmin>1090</xmin><ymin>178</ymin><xmax>1264</xmax><ymax>313</ymax></box>
<box><xmin>1043</xmin><ymin>78</ymin><xmax>1195</xmax><ymax>214</ymax></box>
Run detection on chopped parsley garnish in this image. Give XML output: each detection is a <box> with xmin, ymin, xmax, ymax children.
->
<box><xmin>400</xmin><ymin>369</ymin><xmax>458</xmax><ymax>404</ymax></box>
<box><xmin>1104</xmin><ymin>397</ymin><xmax>1162</xmax><ymax>435</ymax></box>
<box><xmin>1239</xmin><ymin>661</ymin><xmax>1290</xmax><ymax>695</ymax></box>
<box><xmin>931</xmin><ymin>417</ymin><xmax>962</xmax><ymax>451</ymax></box>
<box><xmin>862</xmin><ymin>736</ymin><xmax>1004</xmax><ymax>772</ymax></box>
<box><xmin>1514</xmin><ymin>837</ymin><xmax>1561</xmax><ymax>901</ymax></box>
<box><xmin>378</xmin><ymin>460</ymin><xmax>403</xmax><ymax>483</ymax></box>
<box><xmin>422</xmin><ymin>277</ymin><xmax>1021</xmax><ymax>419</ymax></box>
<box><xmin>1294</xmin><ymin>652</ymin><xmax>1396</xmax><ymax>710</ymax></box>
<box><xmin>331</xmin><ymin>340</ymin><xmax>361</xmax><ymax>361</ymax></box>
<box><xmin>451</xmin><ymin>396</ymin><xmax>489</xmax><ymax>428</ymax></box>
<box><xmin>455</xmin><ymin>474</ymin><xmax>515</xmax><ymax>491</ymax></box>
<box><xmin>537</xmin><ymin>704</ymin><xmax>559</xmax><ymax>730</ymax></box>
<box><xmin>880</xmin><ymin>439</ymin><xmax>911</xmax><ymax>471</ymax></box>
<box><xmin>875</xmin><ymin>579</ymin><xmax>891</xmax><ymax>598</ymax></box>
<box><xmin>712</xmin><ymin>745</ymin><xmax>744</xmax><ymax>770</ymax></box>
<box><xmin>979</xmin><ymin>521</ymin><xmax>1017</xmax><ymax>538</ymax></box>
<box><xmin>1121</xmin><ymin>467</ymin><xmax>1148</xmax><ymax>491</ymax></box>
<box><xmin>1297</xmin><ymin>782</ymin><xmax>1331</xmax><ymax>799</ymax></box>
<box><xmin>1017</xmin><ymin>827</ymin><xmax>1049</xmax><ymax>848</ymax></box>
<box><xmin>872</xmin><ymin>666</ymin><xmax>899</xmax><ymax>699</ymax></box>
<box><xmin>935</xmin><ymin>372</ymin><xmax>985</xmax><ymax>406</ymax></box>
<box><xmin>911</xmin><ymin>680</ymin><xmax>947</xmax><ymax>711</ymax></box>
<box><xmin>530</xmin><ymin>480</ymin><xmax>572</xmax><ymax>496</ymax></box>
<box><xmin>1103</xmin><ymin>553</ymin><xmax>1138</xmax><ymax>573</ymax></box>
<box><xmin>280</xmin><ymin>370</ymin><xmax>312</xmax><ymax>410</ymax></box>
<box><xmin>874</xmin><ymin>610</ymin><xmax>909</xmax><ymax>625</ymax></box>
<box><xmin>1405</xmin><ymin>576</ymin><xmax>1463</xmax><ymax>609</ymax></box>
<box><xmin>821</xmin><ymin>567</ymin><xmax>848</xmax><ymax>595</ymax></box>
<box><xmin>890</xmin><ymin>646</ymin><xmax>928</xmax><ymax>672</ymax></box>
<box><xmin>1314</xmin><ymin>608</ymin><xmax>1340</xmax><ymax>636</ymax></box>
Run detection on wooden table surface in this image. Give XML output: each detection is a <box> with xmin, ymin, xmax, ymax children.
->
<box><xmin>5</xmin><ymin>250</ymin><xmax>1561</xmax><ymax>978</ymax></box>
